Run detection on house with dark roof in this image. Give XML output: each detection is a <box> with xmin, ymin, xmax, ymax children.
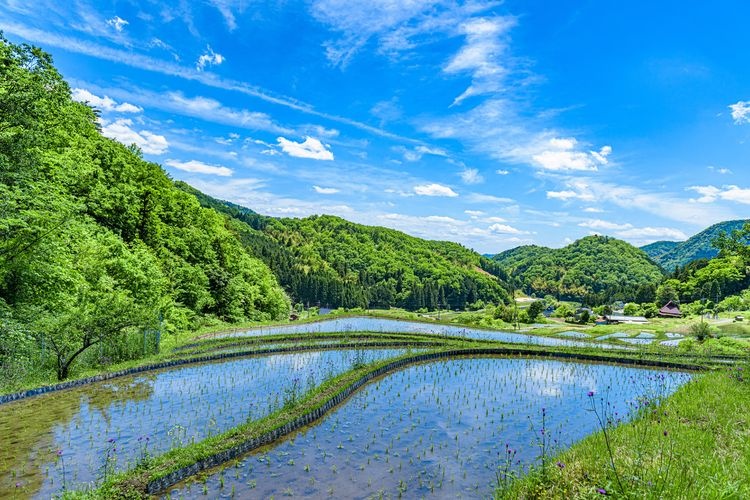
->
<box><xmin>658</xmin><ymin>300</ymin><xmax>682</xmax><ymax>318</ymax></box>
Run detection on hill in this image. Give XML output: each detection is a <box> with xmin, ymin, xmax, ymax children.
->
<box><xmin>180</xmin><ymin>185</ymin><xmax>511</xmax><ymax>311</ymax></box>
<box><xmin>493</xmin><ymin>236</ymin><xmax>664</xmax><ymax>304</ymax></box>
<box><xmin>0</xmin><ymin>39</ymin><xmax>288</xmax><ymax>381</ymax></box>
<box><xmin>640</xmin><ymin>241</ymin><xmax>680</xmax><ymax>262</ymax></box>
<box><xmin>641</xmin><ymin>220</ymin><xmax>750</xmax><ymax>271</ymax></box>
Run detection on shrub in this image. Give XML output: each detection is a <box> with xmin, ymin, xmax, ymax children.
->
<box><xmin>690</xmin><ymin>321</ymin><xmax>714</xmax><ymax>342</ymax></box>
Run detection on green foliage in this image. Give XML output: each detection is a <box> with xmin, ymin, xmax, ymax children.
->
<box><xmin>493</xmin><ymin>236</ymin><xmax>664</xmax><ymax>305</ymax></box>
<box><xmin>623</xmin><ymin>302</ymin><xmax>642</xmax><ymax>316</ymax></box>
<box><xmin>641</xmin><ymin>303</ymin><xmax>659</xmax><ymax>318</ymax></box>
<box><xmin>182</xmin><ymin>186</ymin><xmax>511</xmax><ymax>311</ymax></box>
<box><xmin>655</xmin><ymin>279</ymin><xmax>680</xmax><ymax>305</ymax></box>
<box><xmin>690</xmin><ymin>321</ymin><xmax>714</xmax><ymax>342</ymax></box>
<box><xmin>552</xmin><ymin>304</ymin><xmax>574</xmax><ymax>319</ymax></box>
<box><xmin>642</xmin><ymin>219</ymin><xmax>749</xmax><ymax>271</ymax></box>
<box><xmin>0</xmin><ymin>39</ymin><xmax>288</xmax><ymax>382</ymax></box>
<box><xmin>526</xmin><ymin>300</ymin><xmax>545</xmax><ymax>322</ymax></box>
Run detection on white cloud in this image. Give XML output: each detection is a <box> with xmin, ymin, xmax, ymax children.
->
<box><xmin>720</xmin><ymin>185</ymin><xmax>750</xmax><ymax>204</ymax></box>
<box><xmin>583</xmin><ymin>207</ymin><xmax>604</xmax><ymax>213</ymax></box>
<box><xmin>459</xmin><ymin>168</ymin><xmax>484</xmax><ymax>184</ymax></box>
<box><xmin>277</xmin><ymin>136</ymin><xmax>334</xmax><ymax>160</ymax></box>
<box><xmin>101</xmin><ymin>119</ymin><xmax>168</xmax><ymax>154</ymax></box>
<box><xmin>395</xmin><ymin>144</ymin><xmax>448</xmax><ymax>162</ymax></box>
<box><xmin>423</xmin><ymin>99</ymin><xmax>612</xmax><ymax>175</ymax></box>
<box><xmin>708</xmin><ymin>166</ymin><xmax>733</xmax><ymax>175</ymax></box>
<box><xmin>106</xmin><ymin>16</ymin><xmax>128</xmax><ymax>32</ymax></box>
<box><xmin>467</xmin><ymin>192</ymin><xmax>514</xmax><ymax>204</ymax></box>
<box><xmin>614</xmin><ymin>227</ymin><xmax>687</xmax><ymax>241</ymax></box>
<box><xmin>729</xmin><ymin>101</ymin><xmax>750</xmax><ymax>124</ymax></box>
<box><xmin>532</xmin><ymin>138</ymin><xmax>611</xmax><ymax>172</ymax></box>
<box><xmin>489</xmin><ymin>223</ymin><xmax>526</xmax><ymax>234</ymax></box>
<box><xmin>313</xmin><ymin>185</ymin><xmax>340</xmax><ymax>194</ymax></box>
<box><xmin>485</xmin><ymin>216</ymin><xmax>507</xmax><ymax>223</ymax></box>
<box><xmin>687</xmin><ymin>185</ymin><xmax>722</xmax><ymax>203</ymax></box>
<box><xmin>413</xmin><ymin>183</ymin><xmax>458</xmax><ymax>197</ymax></box>
<box><xmin>164</xmin><ymin>159</ymin><xmax>233</xmax><ymax>176</ymax></box>
<box><xmin>444</xmin><ymin>16</ymin><xmax>516</xmax><ymax>105</ymax></box>
<box><xmin>495</xmin><ymin>169</ymin><xmax>509</xmax><ymax>175</ymax></box>
<box><xmin>578</xmin><ymin>219</ymin><xmax>632</xmax><ymax>231</ymax></box>
<box><xmin>196</xmin><ymin>46</ymin><xmax>225</xmax><ymax>71</ymax></box>
<box><xmin>72</xmin><ymin>88</ymin><xmax>142</xmax><ymax>113</ymax></box>
<box><xmin>464</xmin><ymin>210</ymin><xmax>485</xmax><ymax>217</ymax></box>
<box><xmin>547</xmin><ymin>190</ymin><xmax>593</xmax><ymax>201</ymax></box>
<box><xmin>690</xmin><ymin>185</ymin><xmax>750</xmax><ymax>205</ymax></box>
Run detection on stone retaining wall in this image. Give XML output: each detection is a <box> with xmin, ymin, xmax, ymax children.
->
<box><xmin>145</xmin><ymin>348</ymin><xmax>702</xmax><ymax>495</ymax></box>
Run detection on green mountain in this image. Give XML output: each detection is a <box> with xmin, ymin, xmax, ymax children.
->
<box><xmin>493</xmin><ymin>236</ymin><xmax>664</xmax><ymax>304</ymax></box>
<box><xmin>180</xmin><ymin>185</ymin><xmax>511</xmax><ymax>311</ymax></box>
<box><xmin>641</xmin><ymin>220</ymin><xmax>750</xmax><ymax>271</ymax></box>
<box><xmin>640</xmin><ymin>241</ymin><xmax>680</xmax><ymax>262</ymax></box>
<box><xmin>0</xmin><ymin>39</ymin><xmax>288</xmax><ymax>380</ymax></box>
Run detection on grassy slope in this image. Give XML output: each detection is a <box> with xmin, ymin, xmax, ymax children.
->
<box><xmin>507</xmin><ymin>368</ymin><xmax>750</xmax><ymax>498</ymax></box>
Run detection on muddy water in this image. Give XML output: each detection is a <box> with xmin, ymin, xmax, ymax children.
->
<box><xmin>0</xmin><ymin>348</ymin><xmax>415</xmax><ymax>498</ymax></box>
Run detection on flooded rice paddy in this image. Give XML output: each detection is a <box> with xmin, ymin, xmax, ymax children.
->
<box><xmin>0</xmin><ymin>348</ymin><xmax>414</xmax><ymax>498</ymax></box>
<box><xmin>217</xmin><ymin>317</ymin><xmax>608</xmax><ymax>348</ymax></box>
<box><xmin>167</xmin><ymin>357</ymin><xmax>690</xmax><ymax>499</ymax></box>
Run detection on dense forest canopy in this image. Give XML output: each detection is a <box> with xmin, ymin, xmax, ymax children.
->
<box><xmin>0</xmin><ymin>38</ymin><xmax>289</xmax><ymax>380</ymax></box>
<box><xmin>641</xmin><ymin>219</ymin><xmax>750</xmax><ymax>271</ymax></box>
<box><xmin>181</xmin><ymin>185</ymin><xmax>511</xmax><ymax>311</ymax></box>
<box><xmin>492</xmin><ymin>236</ymin><xmax>665</xmax><ymax>305</ymax></box>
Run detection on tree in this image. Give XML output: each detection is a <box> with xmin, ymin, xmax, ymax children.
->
<box><xmin>526</xmin><ymin>300</ymin><xmax>545</xmax><ymax>322</ymax></box>
<box><xmin>656</xmin><ymin>279</ymin><xmax>681</xmax><ymax>305</ymax></box>
<box><xmin>623</xmin><ymin>302</ymin><xmax>642</xmax><ymax>316</ymax></box>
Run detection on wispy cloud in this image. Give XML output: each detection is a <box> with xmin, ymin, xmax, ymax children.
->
<box><xmin>413</xmin><ymin>183</ymin><xmax>458</xmax><ymax>197</ymax></box>
<box><xmin>545</xmin><ymin>177</ymin><xmax>736</xmax><ymax>226</ymax></box>
<box><xmin>313</xmin><ymin>185</ymin><xmax>340</xmax><ymax>194</ymax></box>
<box><xmin>459</xmin><ymin>168</ymin><xmax>484</xmax><ymax>184</ymax></box>
<box><xmin>0</xmin><ymin>22</ymin><xmax>415</xmax><ymax>142</ymax></box>
<box><xmin>164</xmin><ymin>159</ymin><xmax>233</xmax><ymax>176</ymax></box>
<box><xmin>208</xmin><ymin>0</ymin><xmax>248</xmax><ymax>31</ymax></box>
<box><xmin>277</xmin><ymin>136</ymin><xmax>334</xmax><ymax>160</ymax></box>
<box><xmin>310</xmin><ymin>0</ymin><xmax>500</xmax><ymax>67</ymax></box>
<box><xmin>444</xmin><ymin>16</ymin><xmax>515</xmax><ymax>105</ymax></box>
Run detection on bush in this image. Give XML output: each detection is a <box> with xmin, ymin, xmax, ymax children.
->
<box><xmin>641</xmin><ymin>303</ymin><xmax>659</xmax><ymax>318</ymax></box>
<box><xmin>623</xmin><ymin>302</ymin><xmax>642</xmax><ymax>316</ymax></box>
<box><xmin>690</xmin><ymin>321</ymin><xmax>714</xmax><ymax>342</ymax></box>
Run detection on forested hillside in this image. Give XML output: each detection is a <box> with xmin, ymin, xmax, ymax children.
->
<box><xmin>658</xmin><ymin>222</ymin><xmax>750</xmax><ymax>306</ymax></box>
<box><xmin>0</xmin><ymin>39</ymin><xmax>288</xmax><ymax>382</ymax></box>
<box><xmin>493</xmin><ymin>236</ymin><xmax>664</xmax><ymax>304</ymax></box>
<box><xmin>642</xmin><ymin>220</ymin><xmax>749</xmax><ymax>271</ymax></box>
<box><xmin>181</xmin><ymin>185</ymin><xmax>511</xmax><ymax>311</ymax></box>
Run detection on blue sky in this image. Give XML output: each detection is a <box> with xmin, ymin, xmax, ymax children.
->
<box><xmin>2</xmin><ymin>1</ymin><xmax>749</xmax><ymax>253</ymax></box>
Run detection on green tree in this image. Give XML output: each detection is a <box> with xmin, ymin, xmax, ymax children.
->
<box><xmin>526</xmin><ymin>300</ymin><xmax>545</xmax><ymax>322</ymax></box>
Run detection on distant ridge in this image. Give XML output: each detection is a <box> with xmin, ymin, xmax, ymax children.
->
<box><xmin>641</xmin><ymin>220</ymin><xmax>750</xmax><ymax>271</ymax></box>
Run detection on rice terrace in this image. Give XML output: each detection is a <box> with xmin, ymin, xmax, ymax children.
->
<box><xmin>2</xmin><ymin>1</ymin><xmax>750</xmax><ymax>499</ymax></box>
